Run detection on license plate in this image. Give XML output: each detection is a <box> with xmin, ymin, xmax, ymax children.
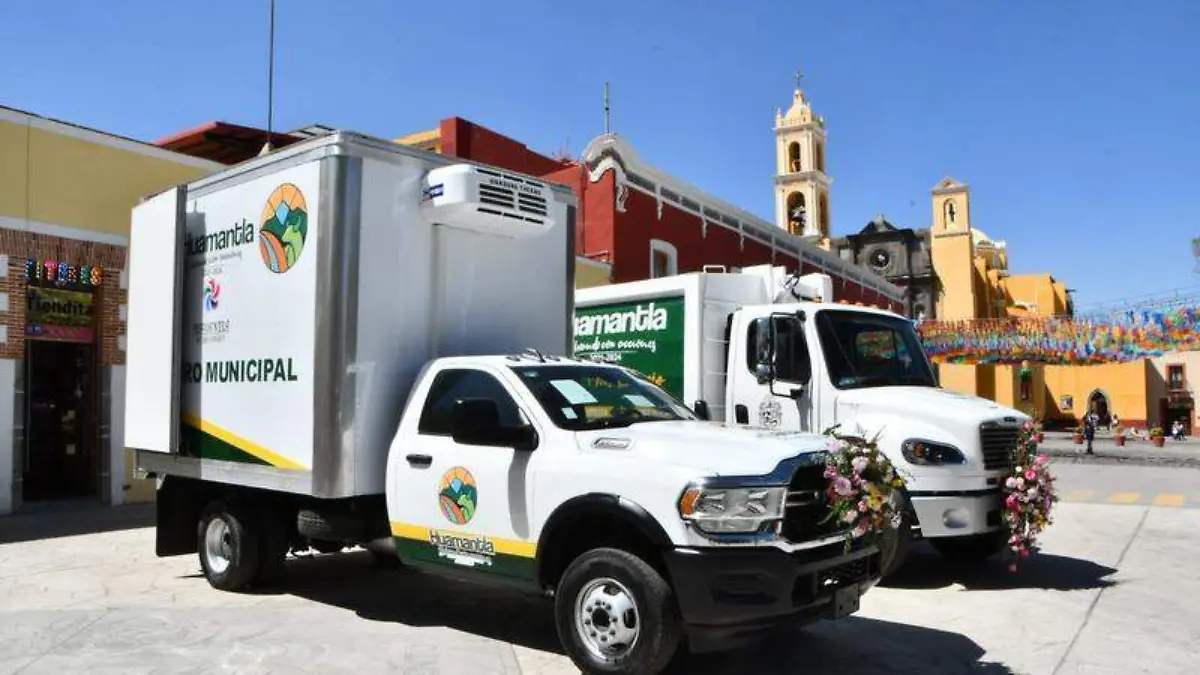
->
<box><xmin>831</xmin><ymin>587</ymin><xmax>860</xmax><ymax>618</ymax></box>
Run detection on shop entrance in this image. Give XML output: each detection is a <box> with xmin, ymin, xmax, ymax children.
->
<box><xmin>21</xmin><ymin>278</ymin><xmax>101</xmax><ymax>504</ymax></box>
<box><xmin>23</xmin><ymin>340</ymin><xmax>99</xmax><ymax>502</ymax></box>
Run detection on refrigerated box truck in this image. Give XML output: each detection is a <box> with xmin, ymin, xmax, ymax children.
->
<box><xmin>575</xmin><ymin>265</ymin><xmax>1032</xmax><ymax>577</ymax></box>
<box><xmin>124</xmin><ymin>133</ymin><xmax>884</xmax><ymax>674</ymax></box>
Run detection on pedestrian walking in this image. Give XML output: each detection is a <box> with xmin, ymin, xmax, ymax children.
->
<box><xmin>1083</xmin><ymin>413</ymin><xmax>1096</xmax><ymax>454</ymax></box>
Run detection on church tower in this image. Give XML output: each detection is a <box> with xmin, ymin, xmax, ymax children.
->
<box><xmin>929</xmin><ymin>177</ymin><xmax>978</xmax><ymax>320</ymax></box>
<box><xmin>774</xmin><ymin>75</ymin><xmax>832</xmax><ymax>248</ymax></box>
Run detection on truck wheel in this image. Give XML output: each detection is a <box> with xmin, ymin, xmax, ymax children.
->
<box><xmin>930</xmin><ymin>531</ymin><xmax>1006</xmax><ymax>561</ymax></box>
<box><xmin>197</xmin><ymin>501</ymin><xmax>261</xmax><ymax>591</ymax></box>
<box><xmin>879</xmin><ymin>499</ymin><xmax>913</xmax><ymax>579</ymax></box>
<box><xmin>555</xmin><ymin>548</ymin><xmax>681</xmax><ymax>675</ymax></box>
<box><xmin>254</xmin><ymin>507</ymin><xmax>291</xmax><ymax>586</ymax></box>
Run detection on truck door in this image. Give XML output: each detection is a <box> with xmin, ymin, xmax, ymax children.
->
<box><xmin>727</xmin><ymin>310</ymin><xmax>816</xmax><ymax>432</ymax></box>
<box><xmin>391</xmin><ymin>366</ymin><xmax>541</xmax><ymax>585</ymax></box>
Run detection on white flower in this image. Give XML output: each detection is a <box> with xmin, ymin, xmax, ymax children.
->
<box><xmin>1026</xmin><ymin>487</ymin><xmax>1039</xmax><ymax>500</ymax></box>
<box><xmin>1016</xmin><ymin>477</ymin><xmax>1026</xmax><ymax>490</ymax></box>
<box><xmin>842</xmin><ymin>510</ymin><xmax>858</xmax><ymax>524</ymax></box>
<box><xmin>1005</xmin><ymin>477</ymin><xmax>1018</xmax><ymax>489</ymax></box>
<box><xmin>852</xmin><ymin>457</ymin><xmax>869</xmax><ymax>474</ymax></box>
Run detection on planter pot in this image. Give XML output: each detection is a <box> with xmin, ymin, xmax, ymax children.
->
<box><xmin>1152</xmin><ymin>437</ymin><xmax>1165</xmax><ymax>448</ymax></box>
<box><xmin>1073</xmin><ymin>434</ymin><xmax>1083</xmax><ymax>445</ymax></box>
<box><xmin>1115</xmin><ymin>436</ymin><xmax>1126</xmax><ymax>447</ymax></box>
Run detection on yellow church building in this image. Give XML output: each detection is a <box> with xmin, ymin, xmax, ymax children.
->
<box><xmin>919</xmin><ymin>178</ymin><xmax>1187</xmax><ymax>432</ymax></box>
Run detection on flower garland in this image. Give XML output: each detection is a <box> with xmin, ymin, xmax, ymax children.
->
<box><xmin>1003</xmin><ymin>422</ymin><xmax>1058</xmax><ymax>571</ymax></box>
<box><xmin>820</xmin><ymin>425</ymin><xmax>907</xmax><ymax>552</ymax></box>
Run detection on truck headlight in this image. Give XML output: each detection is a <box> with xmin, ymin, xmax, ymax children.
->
<box><xmin>901</xmin><ymin>439</ymin><xmax>966</xmax><ymax>466</ymax></box>
<box><xmin>677</xmin><ymin>485</ymin><xmax>787</xmax><ymax>534</ymax></box>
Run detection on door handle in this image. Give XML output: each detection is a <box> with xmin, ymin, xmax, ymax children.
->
<box><xmin>405</xmin><ymin>454</ymin><xmax>433</xmax><ymax>468</ymax></box>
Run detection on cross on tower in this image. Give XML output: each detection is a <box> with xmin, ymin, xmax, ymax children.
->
<box><xmin>794</xmin><ymin>70</ymin><xmax>804</xmax><ymax>90</ymax></box>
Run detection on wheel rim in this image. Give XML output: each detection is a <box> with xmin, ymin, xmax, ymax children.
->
<box><xmin>573</xmin><ymin>577</ymin><xmax>640</xmax><ymax>662</ymax></box>
<box><xmin>204</xmin><ymin>517</ymin><xmax>233</xmax><ymax>575</ymax></box>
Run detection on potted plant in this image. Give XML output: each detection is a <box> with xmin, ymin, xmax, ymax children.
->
<box><xmin>1073</xmin><ymin>423</ymin><xmax>1084</xmax><ymax>445</ymax></box>
<box><xmin>1114</xmin><ymin>424</ymin><xmax>1126</xmax><ymax>447</ymax></box>
<box><xmin>1150</xmin><ymin>427</ymin><xmax>1165</xmax><ymax>447</ymax></box>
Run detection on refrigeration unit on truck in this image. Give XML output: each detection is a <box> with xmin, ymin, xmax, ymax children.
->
<box><xmin>575</xmin><ymin>264</ymin><xmax>1031</xmax><ymax>577</ymax></box>
<box><xmin>123</xmin><ymin>132</ymin><xmax>885</xmax><ymax>675</ymax></box>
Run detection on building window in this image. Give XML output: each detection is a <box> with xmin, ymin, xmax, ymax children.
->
<box><xmin>1168</xmin><ymin>365</ymin><xmax>1186</xmax><ymax>391</ymax></box>
<box><xmin>788</xmin><ymin>142</ymin><xmax>801</xmax><ymax>172</ymax></box>
<box><xmin>786</xmin><ymin>192</ymin><xmax>807</xmax><ymax>235</ymax></box>
<box><xmin>649</xmin><ymin>239</ymin><xmax>678</xmax><ymax>279</ymax></box>
<box><xmin>818</xmin><ymin>192</ymin><xmax>830</xmax><ymax>237</ymax></box>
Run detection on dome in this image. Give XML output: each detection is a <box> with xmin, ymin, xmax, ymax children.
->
<box><xmin>780</xmin><ymin>89</ymin><xmax>815</xmax><ymax>124</ymax></box>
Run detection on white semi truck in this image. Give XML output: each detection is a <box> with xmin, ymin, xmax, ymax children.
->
<box><xmin>124</xmin><ymin>133</ymin><xmax>885</xmax><ymax>674</ymax></box>
<box><xmin>575</xmin><ymin>265</ymin><xmax>1031</xmax><ymax>577</ymax></box>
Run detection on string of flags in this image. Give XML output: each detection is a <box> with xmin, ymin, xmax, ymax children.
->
<box><xmin>917</xmin><ymin>307</ymin><xmax>1200</xmax><ymax>364</ymax></box>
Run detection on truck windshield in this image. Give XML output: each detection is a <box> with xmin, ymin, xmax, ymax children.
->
<box><xmin>815</xmin><ymin>310</ymin><xmax>937</xmax><ymax>390</ymax></box>
<box><xmin>510</xmin><ymin>364</ymin><xmax>696</xmax><ymax>431</ymax></box>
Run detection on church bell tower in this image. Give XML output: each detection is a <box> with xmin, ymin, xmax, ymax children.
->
<box><xmin>774</xmin><ymin>73</ymin><xmax>832</xmax><ymax>248</ymax></box>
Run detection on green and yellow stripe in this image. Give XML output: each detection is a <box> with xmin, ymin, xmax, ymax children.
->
<box><xmin>389</xmin><ymin>521</ymin><xmax>538</xmax><ymax>580</ymax></box>
<box><xmin>180</xmin><ymin>413</ymin><xmax>306</xmax><ymax>470</ymax></box>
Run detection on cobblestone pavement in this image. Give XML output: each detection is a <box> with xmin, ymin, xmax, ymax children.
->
<box><xmin>1</xmin><ymin>499</ymin><xmax>1197</xmax><ymax>674</ymax></box>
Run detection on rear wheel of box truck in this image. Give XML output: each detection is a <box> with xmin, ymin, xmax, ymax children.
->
<box><xmin>555</xmin><ymin>548</ymin><xmax>682</xmax><ymax>675</ymax></box>
<box><xmin>197</xmin><ymin>500</ymin><xmax>262</xmax><ymax>591</ymax></box>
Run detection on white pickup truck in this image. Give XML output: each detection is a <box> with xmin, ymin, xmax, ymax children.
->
<box><xmin>576</xmin><ymin>264</ymin><xmax>1031</xmax><ymax>577</ymax></box>
<box><xmin>124</xmin><ymin>133</ymin><xmax>884</xmax><ymax>674</ymax></box>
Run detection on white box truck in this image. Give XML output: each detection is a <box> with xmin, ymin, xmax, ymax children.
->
<box><xmin>575</xmin><ymin>265</ymin><xmax>1031</xmax><ymax>577</ymax></box>
<box><xmin>124</xmin><ymin>133</ymin><xmax>885</xmax><ymax>674</ymax></box>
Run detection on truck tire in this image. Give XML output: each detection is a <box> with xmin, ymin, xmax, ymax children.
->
<box><xmin>197</xmin><ymin>500</ymin><xmax>261</xmax><ymax>592</ymax></box>
<box><xmin>879</xmin><ymin>497</ymin><xmax>914</xmax><ymax>579</ymax></box>
<box><xmin>555</xmin><ymin>548</ymin><xmax>681</xmax><ymax>675</ymax></box>
<box><xmin>930</xmin><ymin>531</ymin><xmax>1007</xmax><ymax>561</ymax></box>
<box><xmin>254</xmin><ymin>506</ymin><xmax>291</xmax><ymax>586</ymax></box>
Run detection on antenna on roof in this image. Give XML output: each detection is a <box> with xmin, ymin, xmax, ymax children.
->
<box><xmin>604</xmin><ymin>82</ymin><xmax>611</xmax><ymax>135</ymax></box>
<box><xmin>259</xmin><ymin>0</ymin><xmax>277</xmax><ymax>157</ymax></box>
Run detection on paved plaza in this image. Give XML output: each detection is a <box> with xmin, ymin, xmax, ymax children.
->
<box><xmin>2</xmin><ymin>461</ymin><xmax>1198</xmax><ymax>674</ymax></box>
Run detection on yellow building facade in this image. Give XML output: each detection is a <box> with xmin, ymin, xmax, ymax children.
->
<box><xmin>925</xmin><ymin>177</ymin><xmax>1179</xmax><ymax>430</ymax></box>
<box><xmin>0</xmin><ymin>106</ymin><xmax>221</xmax><ymax>514</ymax></box>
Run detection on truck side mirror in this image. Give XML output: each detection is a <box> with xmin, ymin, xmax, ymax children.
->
<box><xmin>451</xmin><ymin>398</ymin><xmax>537</xmax><ymax>451</ymax></box>
<box><xmin>692</xmin><ymin>400</ymin><xmax>711</xmax><ymax>421</ymax></box>
<box><xmin>794</xmin><ymin>357</ymin><xmax>812</xmax><ymax>386</ymax></box>
<box><xmin>755</xmin><ymin>363</ymin><xmax>775</xmax><ymax>386</ymax></box>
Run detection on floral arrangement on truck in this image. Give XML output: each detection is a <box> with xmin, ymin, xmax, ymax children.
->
<box><xmin>819</xmin><ymin>426</ymin><xmax>906</xmax><ymax>552</ymax></box>
<box><xmin>1001</xmin><ymin>421</ymin><xmax>1059</xmax><ymax>571</ymax></box>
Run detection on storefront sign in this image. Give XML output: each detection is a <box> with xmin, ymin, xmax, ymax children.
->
<box><xmin>24</xmin><ymin>258</ymin><xmax>104</xmax><ymax>287</ymax></box>
<box><xmin>26</xmin><ymin>287</ymin><xmax>95</xmax><ymax>342</ymax></box>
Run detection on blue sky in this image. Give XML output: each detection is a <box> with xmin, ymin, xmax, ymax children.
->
<box><xmin>3</xmin><ymin>1</ymin><xmax>1197</xmax><ymax>308</ymax></box>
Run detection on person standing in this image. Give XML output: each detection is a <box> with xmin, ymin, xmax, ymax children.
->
<box><xmin>1083</xmin><ymin>412</ymin><xmax>1097</xmax><ymax>455</ymax></box>
<box><xmin>1110</xmin><ymin>412</ymin><xmax>1120</xmax><ymax>432</ymax></box>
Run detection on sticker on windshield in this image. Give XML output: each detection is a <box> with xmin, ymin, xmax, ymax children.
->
<box><xmin>550</xmin><ymin>380</ymin><xmax>599</xmax><ymax>405</ymax></box>
<box><xmin>562</xmin><ymin>408</ymin><xmax>578</xmax><ymax>419</ymax></box>
<box><xmin>623</xmin><ymin>394</ymin><xmax>654</xmax><ymax>408</ymax></box>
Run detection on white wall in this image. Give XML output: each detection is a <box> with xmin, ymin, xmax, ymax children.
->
<box><xmin>0</xmin><ymin>359</ymin><xmax>16</xmax><ymax>514</ymax></box>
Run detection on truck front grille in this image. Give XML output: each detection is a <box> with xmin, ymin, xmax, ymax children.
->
<box><xmin>980</xmin><ymin>423</ymin><xmax>1020</xmax><ymax>471</ymax></box>
<box><xmin>780</xmin><ymin>460</ymin><xmax>841</xmax><ymax>543</ymax></box>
